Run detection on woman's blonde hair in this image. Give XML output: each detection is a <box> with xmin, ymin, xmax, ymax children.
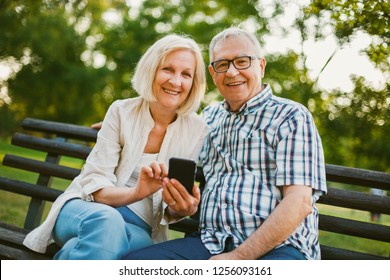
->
<box><xmin>132</xmin><ymin>34</ymin><xmax>206</xmax><ymax>115</ymax></box>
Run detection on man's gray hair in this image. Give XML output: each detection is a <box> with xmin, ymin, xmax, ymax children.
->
<box><xmin>209</xmin><ymin>27</ymin><xmax>262</xmax><ymax>62</ymax></box>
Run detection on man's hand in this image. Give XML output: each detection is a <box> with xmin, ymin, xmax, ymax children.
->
<box><xmin>91</xmin><ymin>121</ymin><xmax>102</xmax><ymax>129</ymax></box>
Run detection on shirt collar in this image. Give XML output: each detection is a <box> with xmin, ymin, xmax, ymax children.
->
<box><xmin>222</xmin><ymin>84</ymin><xmax>272</xmax><ymax>115</ymax></box>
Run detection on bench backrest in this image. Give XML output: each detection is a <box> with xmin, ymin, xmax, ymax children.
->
<box><xmin>1</xmin><ymin>118</ymin><xmax>389</xmax><ymax>260</ymax></box>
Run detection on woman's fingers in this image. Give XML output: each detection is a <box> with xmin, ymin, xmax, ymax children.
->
<box><xmin>148</xmin><ymin>161</ymin><xmax>168</xmax><ymax>179</ymax></box>
<box><xmin>159</xmin><ymin>162</ymin><xmax>168</xmax><ymax>178</ymax></box>
<box><xmin>162</xmin><ymin>178</ymin><xmax>200</xmax><ymax>216</ymax></box>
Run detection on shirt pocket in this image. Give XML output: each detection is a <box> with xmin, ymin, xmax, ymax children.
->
<box><xmin>238</xmin><ymin>135</ymin><xmax>275</xmax><ymax>173</ymax></box>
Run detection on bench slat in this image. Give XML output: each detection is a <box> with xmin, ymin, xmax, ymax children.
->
<box><xmin>318</xmin><ymin>187</ymin><xmax>390</xmax><ymax>214</ymax></box>
<box><xmin>0</xmin><ymin>177</ymin><xmax>62</xmax><ymax>201</ymax></box>
<box><xmin>3</xmin><ymin>154</ymin><xmax>81</xmax><ymax>180</ymax></box>
<box><xmin>325</xmin><ymin>163</ymin><xmax>390</xmax><ymax>190</ymax></box>
<box><xmin>12</xmin><ymin>133</ymin><xmax>92</xmax><ymax>160</ymax></box>
<box><xmin>0</xmin><ymin>243</ymin><xmax>51</xmax><ymax>260</ymax></box>
<box><xmin>22</xmin><ymin>118</ymin><xmax>98</xmax><ymax>142</ymax></box>
<box><xmin>319</xmin><ymin>214</ymin><xmax>390</xmax><ymax>242</ymax></box>
<box><xmin>320</xmin><ymin>245</ymin><xmax>387</xmax><ymax>260</ymax></box>
<box><xmin>0</xmin><ymin>222</ymin><xmax>58</xmax><ymax>260</ymax></box>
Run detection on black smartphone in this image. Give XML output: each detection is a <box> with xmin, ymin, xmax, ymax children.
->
<box><xmin>168</xmin><ymin>157</ymin><xmax>197</xmax><ymax>194</ymax></box>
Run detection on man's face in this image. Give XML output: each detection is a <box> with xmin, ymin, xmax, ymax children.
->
<box><xmin>208</xmin><ymin>35</ymin><xmax>266</xmax><ymax>112</ymax></box>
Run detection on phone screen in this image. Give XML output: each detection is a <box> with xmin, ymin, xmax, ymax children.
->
<box><xmin>168</xmin><ymin>157</ymin><xmax>196</xmax><ymax>194</ymax></box>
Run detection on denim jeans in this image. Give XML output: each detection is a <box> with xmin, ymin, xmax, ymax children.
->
<box><xmin>124</xmin><ymin>231</ymin><xmax>306</xmax><ymax>260</ymax></box>
<box><xmin>53</xmin><ymin>199</ymin><xmax>153</xmax><ymax>260</ymax></box>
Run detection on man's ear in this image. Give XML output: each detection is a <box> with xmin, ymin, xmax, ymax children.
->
<box><xmin>260</xmin><ymin>58</ymin><xmax>267</xmax><ymax>78</ymax></box>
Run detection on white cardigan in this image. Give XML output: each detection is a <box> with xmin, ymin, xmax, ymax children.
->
<box><xmin>23</xmin><ymin>97</ymin><xmax>209</xmax><ymax>253</ymax></box>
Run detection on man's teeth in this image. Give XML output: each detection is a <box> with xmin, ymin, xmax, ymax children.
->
<box><xmin>164</xmin><ymin>89</ymin><xmax>180</xmax><ymax>95</ymax></box>
<box><xmin>228</xmin><ymin>82</ymin><xmax>244</xmax><ymax>86</ymax></box>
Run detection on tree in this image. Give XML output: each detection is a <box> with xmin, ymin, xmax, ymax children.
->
<box><xmin>0</xmin><ymin>0</ymin><xmax>114</xmax><ymax>130</ymax></box>
<box><xmin>302</xmin><ymin>0</ymin><xmax>390</xmax><ymax>171</ymax></box>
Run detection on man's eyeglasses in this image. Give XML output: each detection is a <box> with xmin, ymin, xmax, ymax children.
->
<box><xmin>210</xmin><ymin>55</ymin><xmax>259</xmax><ymax>73</ymax></box>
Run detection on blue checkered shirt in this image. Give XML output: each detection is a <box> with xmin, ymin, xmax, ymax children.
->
<box><xmin>199</xmin><ymin>85</ymin><xmax>327</xmax><ymax>260</ymax></box>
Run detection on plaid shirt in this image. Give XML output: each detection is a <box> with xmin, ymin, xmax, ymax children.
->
<box><xmin>199</xmin><ymin>85</ymin><xmax>327</xmax><ymax>260</ymax></box>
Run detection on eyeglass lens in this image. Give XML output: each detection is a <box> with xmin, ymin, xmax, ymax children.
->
<box><xmin>212</xmin><ymin>56</ymin><xmax>252</xmax><ymax>73</ymax></box>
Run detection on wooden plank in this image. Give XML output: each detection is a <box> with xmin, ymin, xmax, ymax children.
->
<box><xmin>325</xmin><ymin>163</ymin><xmax>390</xmax><ymax>190</ymax></box>
<box><xmin>0</xmin><ymin>223</ymin><xmax>50</xmax><ymax>260</ymax></box>
<box><xmin>319</xmin><ymin>214</ymin><xmax>390</xmax><ymax>242</ymax></box>
<box><xmin>3</xmin><ymin>154</ymin><xmax>81</xmax><ymax>180</ymax></box>
<box><xmin>0</xmin><ymin>177</ymin><xmax>62</xmax><ymax>201</ymax></box>
<box><xmin>0</xmin><ymin>223</ymin><xmax>28</xmax><ymax>246</ymax></box>
<box><xmin>12</xmin><ymin>133</ymin><xmax>92</xmax><ymax>160</ymax></box>
<box><xmin>22</xmin><ymin>118</ymin><xmax>98</xmax><ymax>142</ymax></box>
<box><xmin>320</xmin><ymin>245</ymin><xmax>388</xmax><ymax>260</ymax></box>
<box><xmin>0</xmin><ymin>243</ymin><xmax>52</xmax><ymax>260</ymax></box>
<box><xmin>0</xmin><ymin>222</ymin><xmax>58</xmax><ymax>260</ymax></box>
<box><xmin>318</xmin><ymin>187</ymin><xmax>390</xmax><ymax>214</ymax></box>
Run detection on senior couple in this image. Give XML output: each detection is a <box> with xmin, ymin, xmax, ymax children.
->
<box><xmin>23</xmin><ymin>26</ymin><xmax>327</xmax><ymax>260</ymax></box>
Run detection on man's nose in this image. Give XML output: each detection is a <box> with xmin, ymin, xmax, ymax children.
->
<box><xmin>225</xmin><ymin>62</ymin><xmax>239</xmax><ymax>77</ymax></box>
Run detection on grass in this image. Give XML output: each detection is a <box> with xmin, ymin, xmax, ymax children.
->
<box><xmin>0</xmin><ymin>138</ymin><xmax>388</xmax><ymax>256</ymax></box>
<box><xmin>318</xmin><ymin>204</ymin><xmax>390</xmax><ymax>257</ymax></box>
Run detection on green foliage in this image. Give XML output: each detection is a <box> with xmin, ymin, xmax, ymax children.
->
<box><xmin>306</xmin><ymin>0</ymin><xmax>390</xmax><ymax>171</ymax></box>
<box><xmin>317</xmin><ymin>79</ymin><xmax>390</xmax><ymax>170</ymax></box>
<box><xmin>1</xmin><ymin>0</ymin><xmax>110</xmax><ymax>126</ymax></box>
<box><xmin>0</xmin><ymin>0</ymin><xmax>389</xmax><ymax>171</ymax></box>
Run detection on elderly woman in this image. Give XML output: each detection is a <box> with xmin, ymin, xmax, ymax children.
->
<box><xmin>23</xmin><ymin>34</ymin><xmax>209</xmax><ymax>259</ymax></box>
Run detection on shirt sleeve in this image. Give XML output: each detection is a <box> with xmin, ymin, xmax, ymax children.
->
<box><xmin>79</xmin><ymin>100</ymin><xmax>123</xmax><ymax>198</ymax></box>
<box><xmin>274</xmin><ymin>107</ymin><xmax>327</xmax><ymax>195</ymax></box>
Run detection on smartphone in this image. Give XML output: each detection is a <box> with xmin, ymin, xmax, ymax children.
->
<box><xmin>168</xmin><ymin>157</ymin><xmax>197</xmax><ymax>194</ymax></box>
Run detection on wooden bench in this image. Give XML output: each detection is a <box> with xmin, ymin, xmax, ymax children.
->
<box><xmin>0</xmin><ymin>118</ymin><xmax>389</xmax><ymax>260</ymax></box>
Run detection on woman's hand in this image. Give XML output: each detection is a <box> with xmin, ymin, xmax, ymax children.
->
<box><xmin>92</xmin><ymin>161</ymin><xmax>166</xmax><ymax>206</ymax></box>
<box><xmin>134</xmin><ymin>161</ymin><xmax>167</xmax><ymax>201</ymax></box>
<box><xmin>162</xmin><ymin>178</ymin><xmax>200</xmax><ymax>218</ymax></box>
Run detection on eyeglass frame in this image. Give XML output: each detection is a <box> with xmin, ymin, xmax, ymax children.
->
<box><xmin>210</xmin><ymin>55</ymin><xmax>260</xmax><ymax>73</ymax></box>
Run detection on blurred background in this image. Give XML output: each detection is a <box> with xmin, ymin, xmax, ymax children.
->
<box><xmin>1</xmin><ymin>0</ymin><xmax>389</xmax><ymax>172</ymax></box>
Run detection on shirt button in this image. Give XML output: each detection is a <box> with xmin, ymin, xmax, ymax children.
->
<box><xmin>222</xmin><ymin>203</ymin><xmax>228</xmax><ymax>208</ymax></box>
<box><xmin>225</xmin><ymin>225</ymin><xmax>231</xmax><ymax>231</ymax></box>
<box><xmin>223</xmin><ymin>184</ymin><xmax>229</xmax><ymax>189</ymax></box>
<box><xmin>228</xmin><ymin>167</ymin><xmax>232</xmax><ymax>172</ymax></box>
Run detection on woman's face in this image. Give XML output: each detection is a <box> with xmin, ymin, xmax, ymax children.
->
<box><xmin>153</xmin><ymin>49</ymin><xmax>196</xmax><ymax>113</ymax></box>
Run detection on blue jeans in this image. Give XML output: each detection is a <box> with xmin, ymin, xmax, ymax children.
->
<box><xmin>53</xmin><ymin>199</ymin><xmax>153</xmax><ymax>260</ymax></box>
<box><xmin>123</xmin><ymin>231</ymin><xmax>306</xmax><ymax>260</ymax></box>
